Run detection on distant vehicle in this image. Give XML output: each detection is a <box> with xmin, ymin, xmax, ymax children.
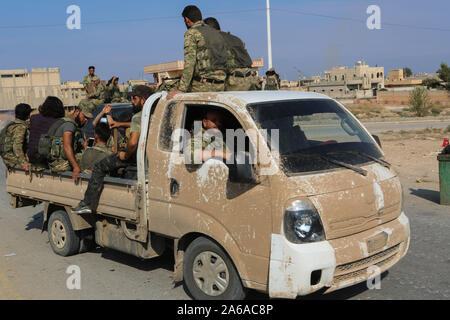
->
<box><xmin>6</xmin><ymin>91</ymin><xmax>410</xmax><ymax>300</ymax></box>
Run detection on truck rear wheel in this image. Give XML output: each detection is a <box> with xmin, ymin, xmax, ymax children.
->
<box><xmin>48</xmin><ymin>210</ymin><xmax>80</xmax><ymax>257</ymax></box>
<box><xmin>183</xmin><ymin>237</ymin><xmax>246</xmax><ymax>300</ymax></box>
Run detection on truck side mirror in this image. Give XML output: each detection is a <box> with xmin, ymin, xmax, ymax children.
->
<box><xmin>372</xmin><ymin>135</ymin><xmax>382</xmax><ymax>148</ymax></box>
<box><xmin>228</xmin><ymin>151</ymin><xmax>258</xmax><ymax>184</ymax></box>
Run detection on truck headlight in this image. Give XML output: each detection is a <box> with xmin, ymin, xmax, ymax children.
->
<box><xmin>283</xmin><ymin>199</ymin><xmax>325</xmax><ymax>243</ymax></box>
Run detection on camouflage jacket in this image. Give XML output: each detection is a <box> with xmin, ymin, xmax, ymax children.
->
<box><xmin>106</xmin><ymin>83</ymin><xmax>123</xmax><ymax>101</ymax></box>
<box><xmin>88</xmin><ymin>82</ymin><xmax>106</xmax><ymax>100</ymax></box>
<box><xmin>2</xmin><ymin>119</ymin><xmax>29</xmax><ymax>166</ymax></box>
<box><xmin>189</xmin><ymin>127</ymin><xmax>229</xmax><ymax>165</ymax></box>
<box><xmin>82</xmin><ymin>74</ymin><xmax>96</xmax><ymax>89</ymax></box>
<box><xmin>179</xmin><ymin>21</ymin><xmax>227</xmax><ymax>92</ymax></box>
<box><xmin>80</xmin><ymin>143</ymin><xmax>113</xmax><ymax>172</ymax></box>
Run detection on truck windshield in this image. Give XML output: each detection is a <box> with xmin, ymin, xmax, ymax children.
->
<box><xmin>247</xmin><ymin>99</ymin><xmax>383</xmax><ymax>175</ymax></box>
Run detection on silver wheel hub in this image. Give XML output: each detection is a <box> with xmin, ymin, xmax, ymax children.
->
<box><xmin>192</xmin><ymin>251</ymin><xmax>229</xmax><ymax>296</ymax></box>
<box><xmin>51</xmin><ymin>220</ymin><xmax>67</xmax><ymax>249</ymax></box>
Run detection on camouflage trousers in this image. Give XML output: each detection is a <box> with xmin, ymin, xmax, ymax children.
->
<box><xmin>48</xmin><ymin>153</ymin><xmax>82</xmax><ymax>173</ymax></box>
<box><xmin>225</xmin><ymin>75</ymin><xmax>260</xmax><ymax>91</ymax></box>
<box><xmin>190</xmin><ymin>79</ymin><xmax>225</xmax><ymax>93</ymax></box>
<box><xmin>82</xmin><ymin>153</ymin><xmax>134</xmax><ymax>211</ymax></box>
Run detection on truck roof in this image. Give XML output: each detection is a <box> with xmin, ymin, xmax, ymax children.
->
<box><xmin>173</xmin><ymin>91</ymin><xmax>331</xmax><ymax>106</ymax></box>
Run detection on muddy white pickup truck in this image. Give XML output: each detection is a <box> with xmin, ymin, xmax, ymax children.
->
<box><xmin>6</xmin><ymin>91</ymin><xmax>410</xmax><ymax>299</ymax></box>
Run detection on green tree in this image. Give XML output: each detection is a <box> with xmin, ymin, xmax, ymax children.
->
<box><xmin>437</xmin><ymin>62</ymin><xmax>450</xmax><ymax>90</ymax></box>
<box><xmin>408</xmin><ymin>86</ymin><xmax>431</xmax><ymax>117</ymax></box>
<box><xmin>422</xmin><ymin>78</ymin><xmax>442</xmax><ymax>89</ymax></box>
<box><xmin>403</xmin><ymin>67</ymin><xmax>413</xmax><ymax>78</ymax></box>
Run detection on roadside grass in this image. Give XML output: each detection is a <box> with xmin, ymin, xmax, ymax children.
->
<box><xmin>379</xmin><ymin>127</ymin><xmax>449</xmax><ymax>141</ymax></box>
<box><xmin>346</xmin><ymin>102</ymin><xmax>450</xmax><ymax>119</ymax></box>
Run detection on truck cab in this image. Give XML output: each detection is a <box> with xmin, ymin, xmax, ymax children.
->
<box><xmin>6</xmin><ymin>91</ymin><xmax>410</xmax><ymax>300</ymax></box>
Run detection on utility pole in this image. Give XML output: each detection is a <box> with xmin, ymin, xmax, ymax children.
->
<box><xmin>266</xmin><ymin>0</ymin><xmax>273</xmax><ymax>69</ymax></box>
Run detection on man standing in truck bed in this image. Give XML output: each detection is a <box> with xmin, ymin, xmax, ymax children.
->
<box><xmin>204</xmin><ymin>17</ymin><xmax>260</xmax><ymax>91</ymax></box>
<box><xmin>71</xmin><ymin>85</ymin><xmax>153</xmax><ymax>215</ymax></box>
<box><xmin>167</xmin><ymin>5</ymin><xmax>228</xmax><ymax>99</ymax></box>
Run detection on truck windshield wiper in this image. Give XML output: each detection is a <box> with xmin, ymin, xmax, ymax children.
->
<box><xmin>284</xmin><ymin>153</ymin><xmax>368</xmax><ymax>176</ymax></box>
<box><xmin>327</xmin><ymin>151</ymin><xmax>391</xmax><ymax>169</ymax></box>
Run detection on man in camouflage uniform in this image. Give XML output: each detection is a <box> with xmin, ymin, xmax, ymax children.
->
<box><xmin>167</xmin><ymin>6</ymin><xmax>228</xmax><ymax>99</ymax></box>
<box><xmin>72</xmin><ymin>85</ymin><xmax>153</xmax><ymax>215</ymax></box>
<box><xmin>79</xmin><ymin>76</ymin><xmax>106</xmax><ymax>111</ymax></box>
<box><xmin>80</xmin><ymin>122</ymin><xmax>112</xmax><ymax>173</ymax></box>
<box><xmin>0</xmin><ymin>103</ymin><xmax>32</xmax><ymax>170</ymax></box>
<box><xmin>48</xmin><ymin>105</ymin><xmax>93</xmax><ymax>180</ymax></box>
<box><xmin>82</xmin><ymin>66</ymin><xmax>97</xmax><ymax>93</ymax></box>
<box><xmin>187</xmin><ymin>109</ymin><xmax>231</xmax><ymax>165</ymax></box>
<box><xmin>106</xmin><ymin>76</ymin><xmax>128</xmax><ymax>103</ymax></box>
<box><xmin>264</xmin><ymin>68</ymin><xmax>280</xmax><ymax>90</ymax></box>
<box><xmin>204</xmin><ymin>17</ymin><xmax>260</xmax><ymax>91</ymax></box>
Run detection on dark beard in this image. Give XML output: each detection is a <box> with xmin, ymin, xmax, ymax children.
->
<box><xmin>133</xmin><ymin>101</ymin><xmax>142</xmax><ymax>114</ymax></box>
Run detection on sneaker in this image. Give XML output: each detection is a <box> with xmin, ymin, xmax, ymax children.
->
<box><xmin>71</xmin><ymin>202</ymin><xmax>92</xmax><ymax>215</ymax></box>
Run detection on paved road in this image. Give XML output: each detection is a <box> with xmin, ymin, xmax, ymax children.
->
<box><xmin>0</xmin><ymin>160</ymin><xmax>449</xmax><ymax>300</ymax></box>
<box><xmin>361</xmin><ymin>119</ymin><xmax>450</xmax><ymax>134</ymax></box>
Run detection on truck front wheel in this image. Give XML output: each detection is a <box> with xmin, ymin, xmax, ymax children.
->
<box><xmin>48</xmin><ymin>210</ymin><xmax>80</xmax><ymax>257</ymax></box>
<box><xmin>183</xmin><ymin>237</ymin><xmax>246</xmax><ymax>300</ymax></box>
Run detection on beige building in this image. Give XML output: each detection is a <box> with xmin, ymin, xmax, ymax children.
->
<box><xmin>144</xmin><ymin>58</ymin><xmax>264</xmax><ymax>86</ymax></box>
<box><xmin>306</xmin><ymin>60</ymin><xmax>385</xmax><ymax>99</ymax></box>
<box><xmin>0</xmin><ymin>68</ymin><xmax>88</xmax><ymax>110</ymax></box>
<box><xmin>388</xmin><ymin>69</ymin><xmax>404</xmax><ymax>81</ymax></box>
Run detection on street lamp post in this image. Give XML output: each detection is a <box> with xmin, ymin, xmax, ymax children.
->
<box><xmin>266</xmin><ymin>0</ymin><xmax>273</xmax><ymax>70</ymax></box>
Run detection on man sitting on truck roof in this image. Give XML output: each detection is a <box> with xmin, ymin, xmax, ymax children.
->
<box><xmin>71</xmin><ymin>85</ymin><xmax>153</xmax><ymax>215</ymax></box>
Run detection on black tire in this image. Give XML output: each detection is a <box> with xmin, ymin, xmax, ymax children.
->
<box><xmin>78</xmin><ymin>229</ymin><xmax>96</xmax><ymax>253</ymax></box>
<box><xmin>183</xmin><ymin>237</ymin><xmax>246</xmax><ymax>300</ymax></box>
<box><xmin>47</xmin><ymin>210</ymin><xmax>80</xmax><ymax>257</ymax></box>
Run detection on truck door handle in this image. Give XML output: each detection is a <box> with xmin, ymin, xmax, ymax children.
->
<box><xmin>170</xmin><ymin>178</ymin><xmax>180</xmax><ymax>197</ymax></box>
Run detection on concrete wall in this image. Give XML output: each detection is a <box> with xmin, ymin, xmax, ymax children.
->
<box><xmin>377</xmin><ymin>90</ymin><xmax>450</xmax><ymax>105</ymax></box>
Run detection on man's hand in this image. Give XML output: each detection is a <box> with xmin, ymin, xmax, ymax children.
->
<box><xmin>117</xmin><ymin>151</ymin><xmax>127</xmax><ymax>161</ymax></box>
<box><xmin>102</xmin><ymin>105</ymin><xmax>112</xmax><ymax>114</ymax></box>
<box><xmin>109</xmin><ymin>121</ymin><xmax>119</xmax><ymax>129</ymax></box>
<box><xmin>22</xmin><ymin>163</ymin><xmax>31</xmax><ymax>171</ymax></box>
<box><xmin>167</xmin><ymin>90</ymin><xmax>183</xmax><ymax>100</ymax></box>
<box><xmin>72</xmin><ymin>165</ymin><xmax>81</xmax><ymax>181</ymax></box>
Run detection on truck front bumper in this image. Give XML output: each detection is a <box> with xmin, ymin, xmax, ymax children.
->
<box><xmin>268</xmin><ymin>212</ymin><xmax>410</xmax><ymax>299</ymax></box>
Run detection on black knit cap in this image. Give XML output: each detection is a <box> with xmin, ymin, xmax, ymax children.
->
<box><xmin>130</xmin><ymin>85</ymin><xmax>154</xmax><ymax>100</ymax></box>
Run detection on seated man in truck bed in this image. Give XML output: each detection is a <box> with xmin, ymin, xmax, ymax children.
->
<box><xmin>0</xmin><ymin>103</ymin><xmax>32</xmax><ymax>170</ymax></box>
<box><xmin>80</xmin><ymin>122</ymin><xmax>112</xmax><ymax>173</ymax></box>
<box><xmin>71</xmin><ymin>85</ymin><xmax>153</xmax><ymax>215</ymax></box>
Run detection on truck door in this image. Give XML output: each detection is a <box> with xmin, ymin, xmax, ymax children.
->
<box><xmin>147</xmin><ymin>101</ymin><xmax>272</xmax><ymax>283</ymax></box>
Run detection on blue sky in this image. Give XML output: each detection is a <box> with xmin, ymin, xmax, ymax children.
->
<box><xmin>0</xmin><ymin>0</ymin><xmax>449</xmax><ymax>83</ymax></box>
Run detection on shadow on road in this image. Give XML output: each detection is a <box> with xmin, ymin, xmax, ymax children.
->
<box><xmin>95</xmin><ymin>246</ymin><xmax>175</xmax><ymax>274</ymax></box>
<box><xmin>25</xmin><ymin>211</ymin><xmax>44</xmax><ymax>230</ymax></box>
<box><xmin>409</xmin><ymin>188</ymin><xmax>440</xmax><ymax>204</ymax></box>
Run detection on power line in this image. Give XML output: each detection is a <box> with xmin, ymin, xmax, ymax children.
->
<box><xmin>0</xmin><ymin>8</ymin><xmax>266</xmax><ymax>30</ymax></box>
<box><xmin>271</xmin><ymin>8</ymin><xmax>450</xmax><ymax>32</ymax></box>
<box><xmin>0</xmin><ymin>7</ymin><xmax>448</xmax><ymax>32</ymax></box>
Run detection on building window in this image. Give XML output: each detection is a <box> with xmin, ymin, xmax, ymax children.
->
<box><xmin>342</xmin><ymin>75</ymin><xmax>345</xmax><ymax>81</ymax></box>
<box><xmin>371</xmin><ymin>74</ymin><xmax>374</xmax><ymax>79</ymax></box>
<box><xmin>1</xmin><ymin>74</ymin><xmax>13</xmax><ymax>78</ymax></box>
<box><xmin>334</xmin><ymin>76</ymin><xmax>337</xmax><ymax>81</ymax></box>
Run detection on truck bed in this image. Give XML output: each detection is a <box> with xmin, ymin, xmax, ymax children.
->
<box><xmin>6</xmin><ymin>168</ymin><xmax>138</xmax><ymax>221</ymax></box>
